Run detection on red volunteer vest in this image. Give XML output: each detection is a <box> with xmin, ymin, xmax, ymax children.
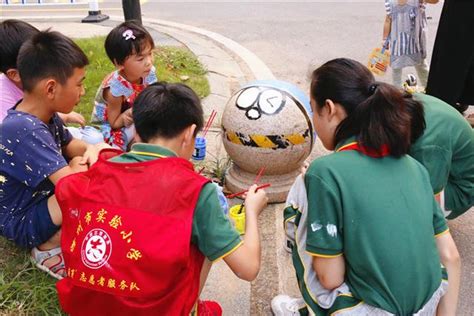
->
<box><xmin>55</xmin><ymin>149</ymin><xmax>209</xmax><ymax>316</ymax></box>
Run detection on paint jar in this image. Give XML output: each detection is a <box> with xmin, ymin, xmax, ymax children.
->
<box><xmin>229</xmin><ymin>204</ymin><xmax>245</xmax><ymax>235</ymax></box>
<box><xmin>192</xmin><ymin>137</ymin><xmax>206</xmax><ymax>160</ymax></box>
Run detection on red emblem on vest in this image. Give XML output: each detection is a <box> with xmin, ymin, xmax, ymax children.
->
<box><xmin>81</xmin><ymin>229</ymin><xmax>112</xmax><ymax>269</ymax></box>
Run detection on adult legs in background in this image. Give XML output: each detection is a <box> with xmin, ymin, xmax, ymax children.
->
<box><xmin>426</xmin><ymin>0</ymin><xmax>474</xmax><ymax>111</ymax></box>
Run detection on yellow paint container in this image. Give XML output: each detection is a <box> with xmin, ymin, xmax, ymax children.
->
<box><xmin>229</xmin><ymin>204</ymin><xmax>246</xmax><ymax>235</ymax></box>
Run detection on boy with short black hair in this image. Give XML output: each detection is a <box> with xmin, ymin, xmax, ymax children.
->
<box><xmin>0</xmin><ymin>30</ymin><xmax>108</xmax><ymax>279</ymax></box>
<box><xmin>0</xmin><ymin>19</ymin><xmax>85</xmax><ymax>124</ymax></box>
<box><xmin>55</xmin><ymin>82</ymin><xmax>268</xmax><ymax>315</ymax></box>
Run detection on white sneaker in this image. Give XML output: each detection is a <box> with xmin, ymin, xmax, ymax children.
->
<box><xmin>271</xmin><ymin>295</ymin><xmax>305</xmax><ymax>316</ymax></box>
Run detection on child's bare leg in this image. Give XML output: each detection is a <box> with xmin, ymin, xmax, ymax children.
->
<box><xmin>47</xmin><ymin>194</ymin><xmax>62</xmax><ymax>226</ymax></box>
<box><xmin>392</xmin><ymin>68</ymin><xmax>403</xmax><ymax>87</ymax></box>
<box><xmin>199</xmin><ymin>259</ymin><xmax>213</xmax><ymax>296</ymax></box>
<box><xmin>415</xmin><ymin>60</ymin><xmax>429</xmax><ymax>87</ymax></box>
<box><xmin>37</xmin><ymin>230</ymin><xmax>61</xmax><ymax>251</ymax></box>
<box><xmin>190</xmin><ymin>259</ymin><xmax>213</xmax><ymax>313</ymax></box>
<box><xmin>33</xmin><ymin>195</ymin><xmax>65</xmax><ymax>278</ymax></box>
<box><xmin>37</xmin><ymin>195</ymin><xmax>62</xmax><ymax>251</ymax></box>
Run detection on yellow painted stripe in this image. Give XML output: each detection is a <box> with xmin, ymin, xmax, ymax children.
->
<box><xmin>212</xmin><ymin>240</ymin><xmax>244</xmax><ymax>263</ymax></box>
<box><xmin>306</xmin><ymin>250</ymin><xmax>343</xmax><ymax>258</ymax></box>
<box><xmin>336</xmin><ymin>142</ymin><xmax>357</xmax><ymax>152</ymax></box>
<box><xmin>285</xmin><ymin>133</ymin><xmax>306</xmax><ymax>145</ymax></box>
<box><xmin>435</xmin><ymin>228</ymin><xmax>450</xmax><ymax>238</ymax></box>
<box><xmin>227</xmin><ymin>131</ymin><xmax>242</xmax><ymax>145</ymax></box>
<box><xmin>250</xmin><ymin>134</ymin><xmax>277</xmax><ymax>148</ymax></box>
<box><xmin>129</xmin><ymin>151</ymin><xmax>166</xmax><ymax>159</ymax></box>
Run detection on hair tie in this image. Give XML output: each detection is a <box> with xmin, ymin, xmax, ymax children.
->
<box><xmin>122</xmin><ymin>29</ymin><xmax>136</xmax><ymax>41</ymax></box>
<box><xmin>368</xmin><ymin>84</ymin><xmax>378</xmax><ymax>95</ymax></box>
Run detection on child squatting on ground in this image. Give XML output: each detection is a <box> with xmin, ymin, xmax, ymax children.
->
<box><xmin>409</xmin><ymin>93</ymin><xmax>474</xmax><ymax>219</ymax></box>
<box><xmin>54</xmin><ymin>82</ymin><xmax>268</xmax><ymax>315</ymax></box>
<box><xmin>272</xmin><ymin>58</ymin><xmax>461</xmax><ymax>315</ymax></box>
<box><xmin>0</xmin><ymin>19</ymin><xmax>86</xmax><ymax>126</ymax></box>
<box><xmin>383</xmin><ymin>0</ymin><xmax>439</xmax><ymax>88</ymax></box>
<box><xmin>0</xmin><ymin>30</ymin><xmax>109</xmax><ymax>279</ymax></box>
<box><xmin>91</xmin><ymin>21</ymin><xmax>157</xmax><ymax>150</ymax></box>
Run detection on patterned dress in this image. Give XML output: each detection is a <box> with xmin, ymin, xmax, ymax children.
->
<box><xmin>92</xmin><ymin>67</ymin><xmax>157</xmax><ymax>150</ymax></box>
<box><xmin>385</xmin><ymin>0</ymin><xmax>427</xmax><ymax>69</ymax></box>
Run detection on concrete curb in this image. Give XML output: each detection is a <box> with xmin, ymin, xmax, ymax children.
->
<box><xmin>11</xmin><ymin>15</ymin><xmax>275</xmax><ymax>129</ymax></box>
<box><xmin>8</xmin><ymin>15</ymin><xmax>275</xmax><ymax>81</ymax></box>
<box><xmin>135</xmin><ymin>16</ymin><xmax>275</xmax><ymax>81</ymax></box>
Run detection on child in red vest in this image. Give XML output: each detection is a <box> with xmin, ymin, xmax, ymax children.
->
<box><xmin>55</xmin><ymin>82</ymin><xmax>268</xmax><ymax>315</ymax></box>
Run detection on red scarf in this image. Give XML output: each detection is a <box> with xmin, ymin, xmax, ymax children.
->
<box><xmin>337</xmin><ymin>141</ymin><xmax>390</xmax><ymax>158</ymax></box>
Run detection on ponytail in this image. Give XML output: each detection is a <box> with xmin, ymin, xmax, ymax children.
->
<box><xmin>311</xmin><ymin>58</ymin><xmax>425</xmax><ymax>157</ymax></box>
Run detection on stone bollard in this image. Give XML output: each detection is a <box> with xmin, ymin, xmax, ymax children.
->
<box><xmin>222</xmin><ymin>80</ymin><xmax>315</xmax><ymax>203</ymax></box>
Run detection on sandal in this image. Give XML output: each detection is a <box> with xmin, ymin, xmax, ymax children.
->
<box><xmin>31</xmin><ymin>247</ymin><xmax>67</xmax><ymax>280</ymax></box>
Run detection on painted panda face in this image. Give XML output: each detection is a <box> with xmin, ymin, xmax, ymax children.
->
<box><xmin>236</xmin><ymin>87</ymin><xmax>286</xmax><ymax>120</ymax></box>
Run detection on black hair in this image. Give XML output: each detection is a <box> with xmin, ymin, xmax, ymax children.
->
<box><xmin>104</xmin><ymin>21</ymin><xmax>155</xmax><ymax>65</ymax></box>
<box><xmin>0</xmin><ymin>19</ymin><xmax>39</xmax><ymax>73</ymax></box>
<box><xmin>311</xmin><ymin>58</ymin><xmax>425</xmax><ymax>157</ymax></box>
<box><xmin>17</xmin><ymin>30</ymin><xmax>89</xmax><ymax>92</ymax></box>
<box><xmin>133</xmin><ymin>82</ymin><xmax>204</xmax><ymax>142</ymax></box>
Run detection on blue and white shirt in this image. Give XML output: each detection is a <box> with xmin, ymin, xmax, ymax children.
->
<box><xmin>0</xmin><ymin>107</ymin><xmax>72</xmax><ymax>230</ymax></box>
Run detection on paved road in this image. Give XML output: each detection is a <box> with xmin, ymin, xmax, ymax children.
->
<box><xmin>0</xmin><ymin>1</ymin><xmax>443</xmax><ymax>89</ymax></box>
<box><xmin>3</xmin><ymin>1</ymin><xmax>473</xmax><ymax>314</ymax></box>
<box><xmin>144</xmin><ymin>0</ymin><xmax>443</xmax><ymax>91</ymax></box>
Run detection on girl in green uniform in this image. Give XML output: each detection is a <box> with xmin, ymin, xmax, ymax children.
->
<box><xmin>272</xmin><ymin>58</ymin><xmax>460</xmax><ymax>315</ymax></box>
<box><xmin>409</xmin><ymin>93</ymin><xmax>474</xmax><ymax>219</ymax></box>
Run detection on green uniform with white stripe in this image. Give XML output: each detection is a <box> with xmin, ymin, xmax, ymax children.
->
<box><xmin>410</xmin><ymin>93</ymin><xmax>474</xmax><ymax>219</ymax></box>
<box><xmin>304</xmin><ymin>137</ymin><xmax>448</xmax><ymax>315</ymax></box>
<box><xmin>111</xmin><ymin>143</ymin><xmax>242</xmax><ymax>261</ymax></box>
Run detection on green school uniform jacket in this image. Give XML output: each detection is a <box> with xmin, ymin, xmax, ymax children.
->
<box><xmin>411</xmin><ymin>93</ymin><xmax>474</xmax><ymax>218</ymax></box>
<box><xmin>111</xmin><ymin>143</ymin><xmax>242</xmax><ymax>261</ymax></box>
<box><xmin>304</xmin><ymin>137</ymin><xmax>448</xmax><ymax>314</ymax></box>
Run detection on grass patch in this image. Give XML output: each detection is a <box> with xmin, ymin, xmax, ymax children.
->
<box><xmin>0</xmin><ymin>35</ymin><xmax>209</xmax><ymax>315</ymax></box>
<box><xmin>0</xmin><ymin>240</ymin><xmax>64</xmax><ymax>315</ymax></box>
<box><xmin>74</xmin><ymin>36</ymin><xmax>210</xmax><ymax>123</ymax></box>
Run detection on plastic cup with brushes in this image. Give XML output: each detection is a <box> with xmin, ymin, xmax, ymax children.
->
<box><xmin>227</xmin><ymin>167</ymin><xmax>270</xmax><ymax>234</ymax></box>
<box><xmin>193</xmin><ymin>110</ymin><xmax>217</xmax><ymax>161</ymax></box>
